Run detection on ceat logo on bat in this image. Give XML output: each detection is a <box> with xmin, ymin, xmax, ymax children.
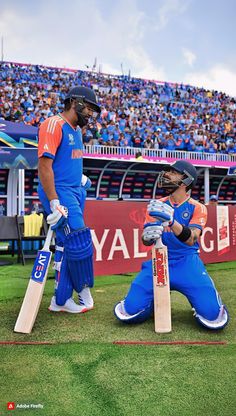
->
<box><xmin>7</xmin><ymin>402</ymin><xmax>15</xmax><ymax>410</ymax></box>
<box><xmin>31</xmin><ymin>251</ymin><xmax>51</xmax><ymax>283</ymax></box>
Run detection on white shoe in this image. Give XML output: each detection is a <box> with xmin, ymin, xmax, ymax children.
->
<box><xmin>48</xmin><ymin>296</ymin><xmax>88</xmax><ymax>314</ymax></box>
<box><xmin>78</xmin><ymin>287</ymin><xmax>94</xmax><ymax>309</ymax></box>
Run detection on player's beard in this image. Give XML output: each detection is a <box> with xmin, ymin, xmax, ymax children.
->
<box><xmin>158</xmin><ymin>184</ymin><xmax>179</xmax><ymax>195</ymax></box>
<box><xmin>157</xmin><ymin>171</ymin><xmax>181</xmax><ymax>194</ymax></box>
<box><xmin>76</xmin><ymin>112</ymin><xmax>88</xmax><ymax>128</ymax></box>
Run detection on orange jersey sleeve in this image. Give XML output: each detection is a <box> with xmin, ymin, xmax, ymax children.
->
<box><xmin>189</xmin><ymin>198</ymin><xmax>207</xmax><ymax>229</ymax></box>
<box><xmin>38</xmin><ymin>116</ymin><xmax>63</xmax><ymax>159</ymax></box>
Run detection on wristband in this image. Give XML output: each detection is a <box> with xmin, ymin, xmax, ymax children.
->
<box><xmin>176</xmin><ymin>225</ymin><xmax>191</xmax><ymax>242</ymax></box>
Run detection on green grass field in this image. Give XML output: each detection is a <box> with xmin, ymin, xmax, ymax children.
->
<box><xmin>0</xmin><ymin>258</ymin><xmax>235</xmax><ymax>416</ymax></box>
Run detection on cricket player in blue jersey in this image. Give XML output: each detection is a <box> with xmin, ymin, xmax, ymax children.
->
<box><xmin>38</xmin><ymin>86</ymin><xmax>101</xmax><ymax>313</ymax></box>
<box><xmin>114</xmin><ymin>161</ymin><xmax>229</xmax><ymax>329</ymax></box>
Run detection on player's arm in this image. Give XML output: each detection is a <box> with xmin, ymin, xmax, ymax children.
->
<box><xmin>38</xmin><ymin>119</ymin><xmax>62</xmax><ymax>201</ymax></box>
<box><xmin>172</xmin><ymin>201</ymin><xmax>207</xmax><ymax>246</ymax></box>
<box><xmin>38</xmin><ymin>157</ymin><xmax>68</xmax><ymax>230</ymax></box>
<box><xmin>38</xmin><ymin>120</ymin><xmax>67</xmax><ymax>229</ymax></box>
<box><xmin>147</xmin><ymin>199</ymin><xmax>206</xmax><ymax>247</ymax></box>
<box><xmin>167</xmin><ymin>200</ymin><xmax>207</xmax><ymax>246</ymax></box>
<box><xmin>169</xmin><ymin>221</ymin><xmax>201</xmax><ymax>246</ymax></box>
<box><xmin>38</xmin><ymin>157</ymin><xmax>58</xmax><ymax>201</ymax></box>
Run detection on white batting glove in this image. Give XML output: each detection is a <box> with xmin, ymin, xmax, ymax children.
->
<box><xmin>147</xmin><ymin>199</ymin><xmax>174</xmax><ymax>226</ymax></box>
<box><xmin>47</xmin><ymin>199</ymin><xmax>68</xmax><ymax>230</ymax></box>
<box><xmin>142</xmin><ymin>222</ymin><xmax>164</xmax><ymax>244</ymax></box>
<box><xmin>81</xmin><ymin>174</ymin><xmax>92</xmax><ymax>190</ymax></box>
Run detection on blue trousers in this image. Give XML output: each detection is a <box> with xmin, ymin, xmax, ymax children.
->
<box><xmin>124</xmin><ymin>254</ymin><xmax>223</xmax><ymax>321</ymax></box>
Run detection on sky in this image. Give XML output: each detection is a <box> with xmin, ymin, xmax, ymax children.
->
<box><xmin>0</xmin><ymin>0</ymin><xmax>236</xmax><ymax>96</ymax></box>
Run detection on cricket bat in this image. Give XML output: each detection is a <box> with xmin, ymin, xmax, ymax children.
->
<box><xmin>14</xmin><ymin>226</ymin><xmax>54</xmax><ymax>334</ymax></box>
<box><xmin>152</xmin><ymin>238</ymin><xmax>172</xmax><ymax>333</ymax></box>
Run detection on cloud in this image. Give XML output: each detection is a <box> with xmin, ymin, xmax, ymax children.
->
<box><xmin>182</xmin><ymin>48</ymin><xmax>196</xmax><ymax>67</ymax></box>
<box><xmin>95</xmin><ymin>35</ymin><xmax>167</xmax><ymax>81</ymax></box>
<box><xmin>154</xmin><ymin>0</ymin><xmax>191</xmax><ymax>31</ymax></box>
<box><xmin>184</xmin><ymin>65</ymin><xmax>236</xmax><ymax>97</ymax></box>
<box><xmin>0</xmin><ymin>0</ymin><xmax>235</xmax><ymax>97</ymax></box>
<box><xmin>0</xmin><ymin>1</ymin><xmax>167</xmax><ymax>80</ymax></box>
<box><xmin>124</xmin><ymin>45</ymin><xmax>166</xmax><ymax>80</ymax></box>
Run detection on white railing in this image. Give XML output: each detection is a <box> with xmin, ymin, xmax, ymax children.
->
<box><xmin>84</xmin><ymin>145</ymin><xmax>236</xmax><ymax>163</ymax></box>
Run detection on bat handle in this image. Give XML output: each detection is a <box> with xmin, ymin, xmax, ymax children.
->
<box><xmin>43</xmin><ymin>226</ymin><xmax>54</xmax><ymax>251</ymax></box>
<box><xmin>154</xmin><ymin>237</ymin><xmax>164</xmax><ymax>249</ymax></box>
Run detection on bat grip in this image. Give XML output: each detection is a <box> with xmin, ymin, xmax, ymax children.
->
<box><xmin>43</xmin><ymin>226</ymin><xmax>54</xmax><ymax>251</ymax></box>
<box><xmin>154</xmin><ymin>237</ymin><xmax>164</xmax><ymax>249</ymax></box>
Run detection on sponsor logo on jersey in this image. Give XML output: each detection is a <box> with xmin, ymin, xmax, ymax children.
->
<box><xmin>71</xmin><ymin>149</ymin><xmax>83</xmax><ymax>159</ymax></box>
<box><xmin>68</xmin><ymin>134</ymin><xmax>75</xmax><ymax>145</ymax></box>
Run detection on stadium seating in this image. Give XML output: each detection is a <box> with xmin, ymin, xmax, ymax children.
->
<box><xmin>0</xmin><ymin>61</ymin><xmax>235</xmax><ymax>209</ymax></box>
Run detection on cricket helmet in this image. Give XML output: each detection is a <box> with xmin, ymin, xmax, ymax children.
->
<box><xmin>158</xmin><ymin>160</ymin><xmax>198</xmax><ymax>193</ymax></box>
<box><xmin>64</xmin><ymin>86</ymin><xmax>101</xmax><ymax>127</ymax></box>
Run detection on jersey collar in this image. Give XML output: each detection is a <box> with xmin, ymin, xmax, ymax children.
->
<box><xmin>59</xmin><ymin>113</ymin><xmax>78</xmax><ymax>131</ymax></box>
<box><xmin>169</xmin><ymin>195</ymin><xmax>191</xmax><ymax>208</ymax></box>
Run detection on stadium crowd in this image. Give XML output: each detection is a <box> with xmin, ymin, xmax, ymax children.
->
<box><xmin>0</xmin><ymin>62</ymin><xmax>235</xmax><ymax>154</ymax></box>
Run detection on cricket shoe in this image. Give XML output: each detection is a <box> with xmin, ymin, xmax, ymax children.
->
<box><xmin>48</xmin><ymin>296</ymin><xmax>89</xmax><ymax>313</ymax></box>
<box><xmin>78</xmin><ymin>287</ymin><xmax>94</xmax><ymax>310</ymax></box>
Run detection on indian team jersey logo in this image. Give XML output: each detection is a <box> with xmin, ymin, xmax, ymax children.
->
<box><xmin>182</xmin><ymin>210</ymin><xmax>191</xmax><ymax>220</ymax></box>
<box><xmin>68</xmin><ymin>134</ymin><xmax>75</xmax><ymax>145</ymax></box>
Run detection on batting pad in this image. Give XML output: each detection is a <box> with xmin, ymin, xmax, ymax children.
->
<box><xmin>64</xmin><ymin>227</ymin><xmax>94</xmax><ymax>293</ymax></box>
